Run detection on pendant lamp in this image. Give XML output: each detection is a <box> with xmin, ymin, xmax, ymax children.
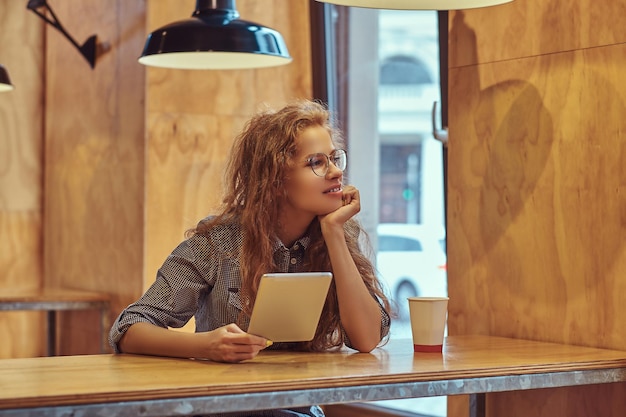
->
<box><xmin>0</xmin><ymin>65</ymin><xmax>14</xmax><ymax>92</ymax></box>
<box><xmin>138</xmin><ymin>0</ymin><xmax>292</xmax><ymax>70</ymax></box>
<box><xmin>315</xmin><ymin>0</ymin><xmax>513</xmax><ymax>9</ymax></box>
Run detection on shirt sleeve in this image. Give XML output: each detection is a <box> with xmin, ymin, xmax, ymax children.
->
<box><xmin>108</xmin><ymin>238</ymin><xmax>211</xmax><ymax>353</ymax></box>
<box><xmin>379</xmin><ymin>297</ymin><xmax>391</xmax><ymax>339</ymax></box>
<box><xmin>342</xmin><ymin>293</ymin><xmax>391</xmax><ymax>350</ymax></box>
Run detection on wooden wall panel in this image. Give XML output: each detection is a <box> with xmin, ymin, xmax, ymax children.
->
<box><xmin>43</xmin><ymin>0</ymin><xmax>146</xmax><ymax>355</ymax></box>
<box><xmin>448</xmin><ymin>41</ymin><xmax>626</xmax><ymax>349</ymax></box>
<box><xmin>449</xmin><ymin>0</ymin><xmax>626</xmax><ymax>68</ymax></box>
<box><xmin>487</xmin><ymin>383</ymin><xmax>626</xmax><ymax>417</ymax></box>
<box><xmin>144</xmin><ymin>112</ymin><xmax>240</xmax><ymax>290</ymax></box>
<box><xmin>144</xmin><ymin>0</ymin><xmax>313</xmax><ymax>292</ymax></box>
<box><xmin>447</xmin><ymin>0</ymin><xmax>626</xmax><ymax>415</ymax></box>
<box><xmin>0</xmin><ymin>0</ymin><xmax>45</xmax><ymax>358</ymax></box>
<box><xmin>2</xmin><ymin>0</ymin><xmax>312</xmax><ymax>356</ymax></box>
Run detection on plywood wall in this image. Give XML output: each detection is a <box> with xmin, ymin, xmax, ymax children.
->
<box><xmin>42</xmin><ymin>0</ymin><xmax>147</xmax><ymax>355</ymax></box>
<box><xmin>447</xmin><ymin>0</ymin><xmax>626</xmax><ymax>415</ymax></box>
<box><xmin>143</xmin><ymin>0</ymin><xmax>313</xmax><ymax>291</ymax></box>
<box><xmin>0</xmin><ymin>0</ymin><xmax>45</xmax><ymax>358</ymax></box>
<box><xmin>0</xmin><ymin>0</ymin><xmax>312</xmax><ymax>356</ymax></box>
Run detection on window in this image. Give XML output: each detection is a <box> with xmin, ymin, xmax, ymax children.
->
<box><xmin>379</xmin><ymin>235</ymin><xmax>423</xmax><ymax>252</ymax></box>
<box><xmin>380</xmin><ymin>55</ymin><xmax>432</xmax><ymax>85</ymax></box>
<box><xmin>311</xmin><ymin>3</ymin><xmax>448</xmax><ymax>416</ymax></box>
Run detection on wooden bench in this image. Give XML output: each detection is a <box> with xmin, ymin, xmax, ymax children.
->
<box><xmin>0</xmin><ymin>288</ymin><xmax>110</xmax><ymax>355</ymax></box>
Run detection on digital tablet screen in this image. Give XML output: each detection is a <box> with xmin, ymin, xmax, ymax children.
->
<box><xmin>247</xmin><ymin>272</ymin><xmax>333</xmax><ymax>342</ymax></box>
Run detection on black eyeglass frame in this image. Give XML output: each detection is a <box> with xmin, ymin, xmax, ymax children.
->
<box><xmin>306</xmin><ymin>149</ymin><xmax>347</xmax><ymax>177</ymax></box>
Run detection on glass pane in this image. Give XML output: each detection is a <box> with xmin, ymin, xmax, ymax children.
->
<box><xmin>320</xmin><ymin>5</ymin><xmax>447</xmax><ymax>416</ymax></box>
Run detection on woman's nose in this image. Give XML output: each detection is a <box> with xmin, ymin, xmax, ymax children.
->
<box><xmin>326</xmin><ymin>161</ymin><xmax>343</xmax><ymax>179</ymax></box>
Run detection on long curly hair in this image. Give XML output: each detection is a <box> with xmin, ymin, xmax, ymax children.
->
<box><xmin>192</xmin><ymin>99</ymin><xmax>390</xmax><ymax>351</ymax></box>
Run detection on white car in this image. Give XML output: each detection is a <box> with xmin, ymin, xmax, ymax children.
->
<box><xmin>376</xmin><ymin>223</ymin><xmax>447</xmax><ymax>321</ymax></box>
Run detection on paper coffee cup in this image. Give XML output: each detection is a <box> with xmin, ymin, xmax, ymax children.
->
<box><xmin>408</xmin><ymin>296</ymin><xmax>448</xmax><ymax>353</ymax></box>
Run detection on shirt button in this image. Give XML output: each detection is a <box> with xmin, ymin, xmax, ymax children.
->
<box><xmin>290</xmin><ymin>258</ymin><xmax>297</xmax><ymax>265</ymax></box>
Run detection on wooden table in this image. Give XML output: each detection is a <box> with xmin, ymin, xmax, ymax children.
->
<box><xmin>0</xmin><ymin>288</ymin><xmax>110</xmax><ymax>355</ymax></box>
<box><xmin>1</xmin><ymin>335</ymin><xmax>626</xmax><ymax>417</ymax></box>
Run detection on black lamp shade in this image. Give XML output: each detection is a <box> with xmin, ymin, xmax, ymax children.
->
<box><xmin>138</xmin><ymin>1</ymin><xmax>292</xmax><ymax>70</ymax></box>
<box><xmin>0</xmin><ymin>65</ymin><xmax>14</xmax><ymax>92</ymax></box>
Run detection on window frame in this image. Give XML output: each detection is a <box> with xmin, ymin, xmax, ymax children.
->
<box><xmin>309</xmin><ymin>4</ymin><xmax>449</xmax><ymax>416</ymax></box>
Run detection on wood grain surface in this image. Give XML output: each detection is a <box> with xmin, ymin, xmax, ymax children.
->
<box><xmin>2</xmin><ymin>335</ymin><xmax>626</xmax><ymax>410</ymax></box>
<box><xmin>447</xmin><ymin>0</ymin><xmax>626</xmax><ymax>415</ymax></box>
<box><xmin>448</xmin><ymin>44</ymin><xmax>626</xmax><ymax>347</ymax></box>
<box><xmin>449</xmin><ymin>0</ymin><xmax>626</xmax><ymax>68</ymax></box>
<box><xmin>41</xmin><ymin>0</ymin><xmax>146</xmax><ymax>356</ymax></box>
<box><xmin>0</xmin><ymin>0</ymin><xmax>45</xmax><ymax>358</ymax></box>
<box><xmin>143</xmin><ymin>0</ymin><xmax>313</xmax><ymax>297</ymax></box>
<box><xmin>0</xmin><ymin>0</ymin><xmax>312</xmax><ymax>357</ymax></box>
<box><xmin>0</xmin><ymin>288</ymin><xmax>110</xmax><ymax>304</ymax></box>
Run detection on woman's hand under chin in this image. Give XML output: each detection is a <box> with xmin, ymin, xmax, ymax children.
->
<box><xmin>318</xmin><ymin>185</ymin><xmax>360</xmax><ymax>231</ymax></box>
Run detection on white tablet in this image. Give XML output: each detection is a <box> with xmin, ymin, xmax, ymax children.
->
<box><xmin>247</xmin><ymin>272</ymin><xmax>333</xmax><ymax>342</ymax></box>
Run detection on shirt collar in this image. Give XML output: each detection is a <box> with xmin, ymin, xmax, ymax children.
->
<box><xmin>272</xmin><ymin>234</ymin><xmax>311</xmax><ymax>252</ymax></box>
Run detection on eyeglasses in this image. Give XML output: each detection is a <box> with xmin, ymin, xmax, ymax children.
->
<box><xmin>306</xmin><ymin>149</ymin><xmax>347</xmax><ymax>177</ymax></box>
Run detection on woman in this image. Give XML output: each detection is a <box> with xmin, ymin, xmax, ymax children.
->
<box><xmin>109</xmin><ymin>99</ymin><xmax>391</xmax><ymax>417</ymax></box>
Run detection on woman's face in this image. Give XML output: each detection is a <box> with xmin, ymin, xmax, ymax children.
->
<box><xmin>282</xmin><ymin>125</ymin><xmax>345</xmax><ymax>221</ymax></box>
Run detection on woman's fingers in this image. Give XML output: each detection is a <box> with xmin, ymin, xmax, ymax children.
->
<box><xmin>202</xmin><ymin>324</ymin><xmax>270</xmax><ymax>363</ymax></box>
<box><xmin>342</xmin><ymin>185</ymin><xmax>359</xmax><ymax>208</ymax></box>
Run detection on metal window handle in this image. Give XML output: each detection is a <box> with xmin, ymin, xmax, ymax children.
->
<box><xmin>432</xmin><ymin>101</ymin><xmax>448</xmax><ymax>146</ymax></box>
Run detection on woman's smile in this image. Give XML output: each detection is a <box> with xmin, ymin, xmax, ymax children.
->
<box><xmin>323</xmin><ymin>185</ymin><xmax>343</xmax><ymax>194</ymax></box>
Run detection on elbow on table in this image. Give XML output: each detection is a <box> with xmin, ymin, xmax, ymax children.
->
<box><xmin>350</xmin><ymin>338</ymin><xmax>384</xmax><ymax>353</ymax></box>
